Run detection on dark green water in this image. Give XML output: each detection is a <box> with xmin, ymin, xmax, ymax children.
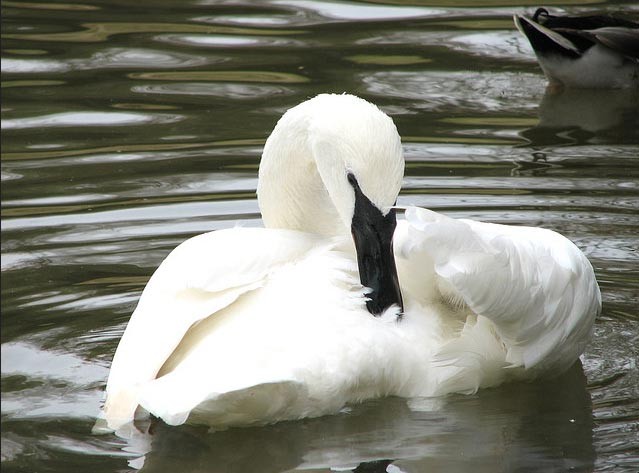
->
<box><xmin>2</xmin><ymin>1</ymin><xmax>638</xmax><ymax>472</ymax></box>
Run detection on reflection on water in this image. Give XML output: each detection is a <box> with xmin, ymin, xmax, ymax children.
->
<box><xmin>1</xmin><ymin>341</ymin><xmax>108</xmax><ymax>420</ymax></box>
<box><xmin>521</xmin><ymin>88</ymin><xmax>639</xmax><ymax>146</ymax></box>
<box><xmin>2</xmin><ymin>111</ymin><xmax>184</xmax><ymax>130</ymax></box>
<box><xmin>1</xmin><ymin>0</ymin><xmax>638</xmax><ymax>472</ymax></box>
<box><xmin>363</xmin><ymin>70</ymin><xmax>544</xmax><ymax>114</ymax></box>
<box><xmin>1</xmin><ymin>48</ymin><xmax>212</xmax><ymax>74</ymax></box>
<box><xmin>125</xmin><ymin>363</ymin><xmax>595</xmax><ymax>472</ymax></box>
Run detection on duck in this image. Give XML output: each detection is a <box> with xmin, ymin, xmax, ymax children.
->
<box><xmin>100</xmin><ymin>94</ymin><xmax>601</xmax><ymax>434</ymax></box>
<box><xmin>513</xmin><ymin>8</ymin><xmax>639</xmax><ymax>89</ymax></box>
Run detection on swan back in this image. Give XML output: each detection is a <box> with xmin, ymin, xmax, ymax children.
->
<box><xmin>257</xmin><ymin>94</ymin><xmax>404</xmax><ymax>237</ymax></box>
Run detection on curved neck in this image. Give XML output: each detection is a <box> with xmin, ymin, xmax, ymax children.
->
<box><xmin>257</xmin><ymin>114</ymin><xmax>348</xmax><ymax>238</ymax></box>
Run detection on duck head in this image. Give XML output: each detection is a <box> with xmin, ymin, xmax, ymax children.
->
<box><xmin>257</xmin><ymin>94</ymin><xmax>404</xmax><ymax>315</ymax></box>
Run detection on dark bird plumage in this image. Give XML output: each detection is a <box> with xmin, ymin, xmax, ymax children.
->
<box><xmin>514</xmin><ymin>8</ymin><xmax>639</xmax><ymax>88</ymax></box>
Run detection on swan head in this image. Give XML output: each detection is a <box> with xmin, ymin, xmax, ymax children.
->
<box><xmin>257</xmin><ymin>94</ymin><xmax>404</xmax><ymax>315</ymax></box>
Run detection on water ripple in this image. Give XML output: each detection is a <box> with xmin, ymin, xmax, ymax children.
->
<box><xmin>156</xmin><ymin>33</ymin><xmax>305</xmax><ymax>48</ymax></box>
<box><xmin>128</xmin><ymin>70</ymin><xmax>309</xmax><ymax>83</ymax></box>
<box><xmin>1</xmin><ymin>48</ymin><xmax>213</xmax><ymax>74</ymax></box>
<box><xmin>132</xmin><ymin>82</ymin><xmax>294</xmax><ymax>99</ymax></box>
<box><xmin>363</xmin><ymin>71</ymin><xmax>545</xmax><ymax>113</ymax></box>
<box><xmin>273</xmin><ymin>0</ymin><xmax>443</xmax><ymax>21</ymax></box>
<box><xmin>2</xmin><ymin>111</ymin><xmax>183</xmax><ymax>130</ymax></box>
<box><xmin>2</xmin><ymin>21</ymin><xmax>303</xmax><ymax>43</ymax></box>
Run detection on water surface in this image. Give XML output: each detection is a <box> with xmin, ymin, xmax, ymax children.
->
<box><xmin>2</xmin><ymin>1</ymin><xmax>639</xmax><ymax>471</ymax></box>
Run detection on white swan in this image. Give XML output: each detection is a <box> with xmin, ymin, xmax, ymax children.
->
<box><xmin>102</xmin><ymin>94</ymin><xmax>601</xmax><ymax>432</ymax></box>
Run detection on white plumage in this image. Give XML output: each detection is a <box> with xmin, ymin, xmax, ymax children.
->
<box><xmin>101</xmin><ymin>94</ymin><xmax>600</xmax><ymax>432</ymax></box>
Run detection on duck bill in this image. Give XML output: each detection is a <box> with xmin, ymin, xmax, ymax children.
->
<box><xmin>350</xmin><ymin>183</ymin><xmax>403</xmax><ymax>316</ymax></box>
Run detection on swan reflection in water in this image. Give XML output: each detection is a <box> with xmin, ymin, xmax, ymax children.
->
<box><xmin>126</xmin><ymin>361</ymin><xmax>593</xmax><ymax>472</ymax></box>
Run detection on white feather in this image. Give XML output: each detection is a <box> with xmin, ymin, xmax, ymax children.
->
<box><xmin>395</xmin><ymin>206</ymin><xmax>600</xmax><ymax>373</ymax></box>
<box><xmin>537</xmin><ymin>44</ymin><xmax>639</xmax><ymax>89</ymax></box>
<box><xmin>104</xmin><ymin>228</ymin><xmax>325</xmax><ymax>429</ymax></box>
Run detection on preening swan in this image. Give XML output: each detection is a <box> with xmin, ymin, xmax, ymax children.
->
<box><xmin>101</xmin><ymin>94</ymin><xmax>601</xmax><ymax>432</ymax></box>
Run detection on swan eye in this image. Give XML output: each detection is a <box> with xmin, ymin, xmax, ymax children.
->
<box><xmin>347</xmin><ymin>172</ymin><xmax>358</xmax><ymax>188</ymax></box>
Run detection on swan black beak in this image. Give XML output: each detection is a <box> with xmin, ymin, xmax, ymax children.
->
<box><xmin>348</xmin><ymin>173</ymin><xmax>403</xmax><ymax>316</ymax></box>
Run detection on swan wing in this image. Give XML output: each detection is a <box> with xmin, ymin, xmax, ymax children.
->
<box><xmin>396</xmin><ymin>206</ymin><xmax>601</xmax><ymax>372</ymax></box>
<box><xmin>104</xmin><ymin>227</ymin><xmax>322</xmax><ymax>429</ymax></box>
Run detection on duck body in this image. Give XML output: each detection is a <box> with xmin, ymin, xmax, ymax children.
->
<box><xmin>101</xmin><ymin>94</ymin><xmax>601</xmax><ymax>432</ymax></box>
<box><xmin>514</xmin><ymin>8</ymin><xmax>639</xmax><ymax>88</ymax></box>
